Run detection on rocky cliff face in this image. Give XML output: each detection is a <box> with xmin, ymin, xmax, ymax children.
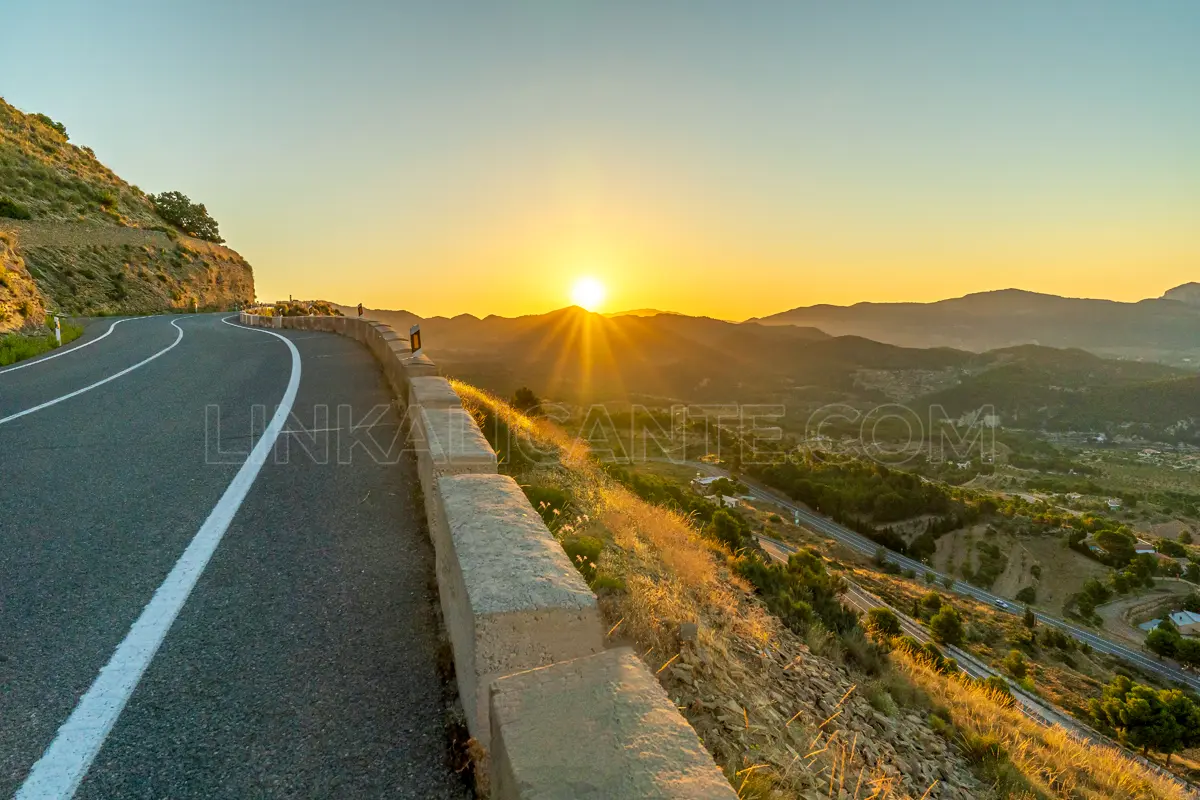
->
<box><xmin>0</xmin><ymin>98</ymin><xmax>253</xmax><ymax>332</ymax></box>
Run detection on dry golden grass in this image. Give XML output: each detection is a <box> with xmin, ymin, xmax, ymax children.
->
<box><xmin>452</xmin><ymin>378</ymin><xmax>766</xmax><ymax>654</ymax></box>
<box><xmin>453</xmin><ymin>382</ymin><xmax>948</xmax><ymax>798</ymax></box>
<box><xmin>892</xmin><ymin>645</ymin><xmax>1189</xmax><ymax>800</ymax></box>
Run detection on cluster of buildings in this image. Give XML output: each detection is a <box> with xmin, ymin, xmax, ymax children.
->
<box><xmin>690</xmin><ymin>475</ymin><xmax>744</xmax><ymax>509</ymax></box>
<box><xmin>1139</xmin><ymin>610</ymin><xmax>1200</xmax><ymax>636</ymax></box>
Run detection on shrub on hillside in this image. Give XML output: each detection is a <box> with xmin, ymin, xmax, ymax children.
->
<box><xmin>735</xmin><ymin>547</ymin><xmax>858</xmax><ymax>635</ymax></box>
<box><xmin>33</xmin><ymin>113</ymin><xmax>68</xmax><ymax>138</ymax></box>
<box><xmin>930</xmin><ymin>606</ymin><xmax>965</xmax><ymax>646</ymax></box>
<box><xmin>865</xmin><ymin>607</ymin><xmax>902</xmax><ymax>637</ymax></box>
<box><xmin>0</xmin><ymin>197</ymin><xmax>32</xmax><ymax>220</ymax></box>
<box><xmin>149</xmin><ymin>191</ymin><xmax>224</xmax><ymax>243</ymax></box>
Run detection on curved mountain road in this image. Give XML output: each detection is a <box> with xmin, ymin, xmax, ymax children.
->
<box><xmin>0</xmin><ymin>314</ymin><xmax>467</xmax><ymax>799</ymax></box>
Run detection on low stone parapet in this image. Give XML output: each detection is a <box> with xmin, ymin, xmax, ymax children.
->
<box><xmin>233</xmin><ymin>310</ymin><xmax>733</xmax><ymax>797</ymax></box>
<box><xmin>432</xmin><ymin>473</ymin><xmax>604</xmax><ymax>745</ymax></box>
<box><xmin>490</xmin><ymin>648</ymin><xmax>736</xmax><ymax>799</ymax></box>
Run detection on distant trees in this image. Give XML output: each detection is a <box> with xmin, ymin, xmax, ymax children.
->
<box><xmin>1091</xmin><ymin>676</ymin><xmax>1200</xmax><ymax>764</ymax></box>
<box><xmin>1156</xmin><ymin>539</ymin><xmax>1186</xmax><ymax>558</ymax></box>
<box><xmin>149</xmin><ymin>191</ymin><xmax>224</xmax><ymax>243</ymax></box>
<box><xmin>1023</xmin><ymin>605</ymin><xmax>1037</xmax><ymax>629</ymax></box>
<box><xmin>511</xmin><ymin>386</ymin><xmax>540</xmax><ymax>415</ymax></box>
<box><xmin>1145</xmin><ymin>617</ymin><xmax>1200</xmax><ymax>667</ymax></box>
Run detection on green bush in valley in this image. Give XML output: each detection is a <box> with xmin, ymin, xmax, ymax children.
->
<box><xmin>0</xmin><ymin>197</ymin><xmax>32</xmax><ymax>220</ymax></box>
<box><xmin>1002</xmin><ymin>649</ymin><xmax>1028</xmax><ymax>679</ymax></box>
<box><xmin>735</xmin><ymin>547</ymin><xmax>858</xmax><ymax>635</ymax></box>
<box><xmin>865</xmin><ymin>607</ymin><xmax>902</xmax><ymax>637</ymax></box>
<box><xmin>705</xmin><ymin>508</ymin><xmax>748</xmax><ymax>551</ymax></box>
<box><xmin>930</xmin><ymin>606</ymin><xmax>965</xmax><ymax>646</ymax></box>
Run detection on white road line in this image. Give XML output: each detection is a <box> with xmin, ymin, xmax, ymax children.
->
<box><xmin>0</xmin><ymin>320</ymin><xmax>184</xmax><ymax>427</ymax></box>
<box><xmin>0</xmin><ymin>317</ymin><xmax>149</xmax><ymax>376</ymax></box>
<box><xmin>15</xmin><ymin>320</ymin><xmax>302</xmax><ymax>800</ymax></box>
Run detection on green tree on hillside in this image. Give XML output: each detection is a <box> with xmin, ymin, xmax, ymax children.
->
<box><xmin>930</xmin><ymin>606</ymin><xmax>964</xmax><ymax>646</ymax></box>
<box><xmin>511</xmin><ymin>386</ymin><xmax>540</xmax><ymax>415</ymax></box>
<box><xmin>1091</xmin><ymin>676</ymin><xmax>1200</xmax><ymax>763</ymax></box>
<box><xmin>705</xmin><ymin>509</ymin><xmax>745</xmax><ymax>551</ymax></box>
<box><xmin>149</xmin><ymin>191</ymin><xmax>224</xmax><ymax>243</ymax></box>
<box><xmin>33</xmin><ymin>113</ymin><xmax>67</xmax><ymax>138</ymax></box>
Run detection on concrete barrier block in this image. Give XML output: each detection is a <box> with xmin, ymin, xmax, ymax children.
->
<box><xmin>489</xmin><ymin>648</ymin><xmax>736</xmax><ymax>800</ymax></box>
<box><xmin>414</xmin><ymin>406</ymin><xmax>496</xmax><ymax>499</ymax></box>
<box><xmin>433</xmin><ymin>473</ymin><xmax>604</xmax><ymax>745</ymax></box>
<box><xmin>408</xmin><ymin>376</ymin><xmax>463</xmax><ymax>411</ymax></box>
<box><xmin>399</xmin><ymin>351</ymin><xmax>439</xmax><ymax>378</ymax></box>
<box><xmin>372</xmin><ymin>326</ymin><xmax>402</xmax><ymax>359</ymax></box>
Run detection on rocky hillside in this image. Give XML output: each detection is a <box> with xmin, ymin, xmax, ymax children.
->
<box><xmin>0</xmin><ymin>98</ymin><xmax>253</xmax><ymax>331</ymax></box>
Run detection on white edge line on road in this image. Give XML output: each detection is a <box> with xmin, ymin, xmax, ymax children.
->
<box><xmin>0</xmin><ymin>319</ymin><xmax>183</xmax><ymax>426</ymax></box>
<box><xmin>15</xmin><ymin>318</ymin><xmax>302</xmax><ymax>800</ymax></box>
<box><xmin>0</xmin><ymin>316</ymin><xmax>152</xmax><ymax>376</ymax></box>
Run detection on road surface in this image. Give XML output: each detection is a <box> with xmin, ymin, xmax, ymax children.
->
<box><xmin>690</xmin><ymin>461</ymin><xmax>1200</xmax><ymax>693</ymax></box>
<box><xmin>0</xmin><ymin>314</ymin><xmax>468</xmax><ymax>799</ymax></box>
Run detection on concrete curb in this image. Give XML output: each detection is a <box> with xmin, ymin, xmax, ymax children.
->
<box><xmin>236</xmin><ymin>311</ymin><xmax>736</xmax><ymax>799</ymax></box>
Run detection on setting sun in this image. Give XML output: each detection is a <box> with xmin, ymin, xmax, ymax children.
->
<box><xmin>570</xmin><ymin>276</ymin><xmax>606</xmax><ymax>312</ymax></box>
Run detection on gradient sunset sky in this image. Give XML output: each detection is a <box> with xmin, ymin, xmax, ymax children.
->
<box><xmin>6</xmin><ymin>2</ymin><xmax>1198</xmax><ymax>319</ymax></box>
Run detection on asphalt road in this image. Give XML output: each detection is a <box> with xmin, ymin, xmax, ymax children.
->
<box><xmin>0</xmin><ymin>314</ymin><xmax>468</xmax><ymax>799</ymax></box>
<box><xmin>689</xmin><ymin>460</ymin><xmax>1200</xmax><ymax>693</ymax></box>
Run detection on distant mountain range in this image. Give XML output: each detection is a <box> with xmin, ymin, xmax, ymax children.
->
<box><xmin>336</xmin><ymin>301</ymin><xmax>1198</xmax><ymax>441</ymax></box>
<box><xmin>749</xmin><ymin>286</ymin><xmax>1200</xmax><ymax>367</ymax></box>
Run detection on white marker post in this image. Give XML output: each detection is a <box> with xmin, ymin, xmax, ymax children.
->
<box><xmin>54</xmin><ymin>315</ymin><xmax>62</xmax><ymax>346</ymax></box>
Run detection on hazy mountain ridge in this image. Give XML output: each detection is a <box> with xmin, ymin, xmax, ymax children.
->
<box><xmin>341</xmin><ymin>302</ymin><xmax>1197</xmax><ymax>440</ymax></box>
<box><xmin>750</xmin><ymin>287</ymin><xmax>1200</xmax><ymax>367</ymax></box>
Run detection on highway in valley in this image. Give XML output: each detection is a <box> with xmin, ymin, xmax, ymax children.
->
<box><xmin>758</xmin><ymin>533</ymin><xmax>1200</xmax><ymax>796</ymax></box>
<box><xmin>0</xmin><ymin>315</ymin><xmax>467</xmax><ymax>799</ymax></box>
<box><xmin>690</xmin><ymin>462</ymin><xmax>1200</xmax><ymax>693</ymax></box>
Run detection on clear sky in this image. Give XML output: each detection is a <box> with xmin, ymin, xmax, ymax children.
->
<box><xmin>6</xmin><ymin>1</ymin><xmax>1198</xmax><ymax>319</ymax></box>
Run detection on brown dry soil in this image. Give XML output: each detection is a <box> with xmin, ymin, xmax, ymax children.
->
<box><xmin>931</xmin><ymin>527</ymin><xmax>1111</xmax><ymax>615</ymax></box>
<box><xmin>0</xmin><ymin>221</ymin><xmax>252</xmax><ymax>330</ymax></box>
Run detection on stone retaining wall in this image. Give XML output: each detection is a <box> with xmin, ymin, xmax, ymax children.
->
<box><xmin>237</xmin><ymin>312</ymin><xmax>735</xmax><ymax>799</ymax></box>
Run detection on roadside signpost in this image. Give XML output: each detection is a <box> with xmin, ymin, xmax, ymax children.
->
<box><xmin>54</xmin><ymin>315</ymin><xmax>61</xmax><ymax>346</ymax></box>
<box><xmin>409</xmin><ymin>324</ymin><xmax>422</xmax><ymax>356</ymax></box>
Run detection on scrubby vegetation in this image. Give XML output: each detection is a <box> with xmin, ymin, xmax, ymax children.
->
<box><xmin>148</xmin><ymin>191</ymin><xmax>224</xmax><ymax>243</ymax></box>
<box><xmin>0</xmin><ymin>322</ymin><xmax>83</xmax><ymax>367</ymax></box>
